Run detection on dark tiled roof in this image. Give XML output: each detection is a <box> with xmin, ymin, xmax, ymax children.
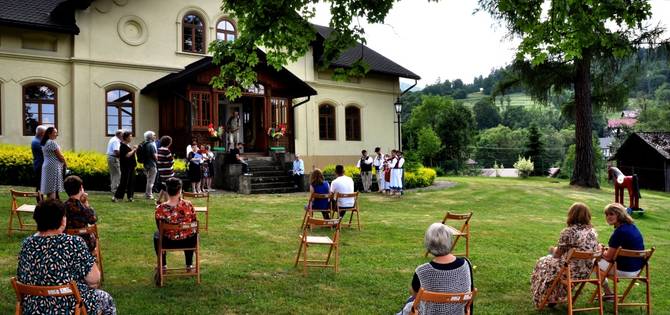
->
<box><xmin>312</xmin><ymin>24</ymin><xmax>420</xmax><ymax>80</ymax></box>
<box><xmin>141</xmin><ymin>53</ymin><xmax>317</xmax><ymax>98</ymax></box>
<box><xmin>636</xmin><ymin>132</ymin><xmax>670</xmax><ymax>159</ymax></box>
<box><xmin>0</xmin><ymin>0</ymin><xmax>91</xmax><ymax>34</ymax></box>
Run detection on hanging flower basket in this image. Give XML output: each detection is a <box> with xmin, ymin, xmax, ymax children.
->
<box><xmin>267</xmin><ymin>123</ymin><xmax>287</xmax><ymax>140</ymax></box>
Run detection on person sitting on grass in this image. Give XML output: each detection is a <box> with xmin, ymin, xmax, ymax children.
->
<box><xmin>63</xmin><ymin>175</ymin><xmax>98</xmax><ymax>253</ymax></box>
<box><xmin>530</xmin><ymin>202</ymin><xmax>599</xmax><ymax>308</ymax></box>
<box><xmin>598</xmin><ymin>203</ymin><xmax>645</xmax><ymax>301</ymax></box>
<box><xmin>154</xmin><ymin>177</ymin><xmax>198</xmax><ymax>275</ymax></box>
<box><xmin>397</xmin><ymin>223</ymin><xmax>474</xmax><ymax>315</ymax></box>
<box><xmin>329</xmin><ymin>164</ymin><xmax>354</xmax><ymax>218</ymax></box>
<box><xmin>16</xmin><ymin>199</ymin><xmax>116</xmax><ymax>315</ymax></box>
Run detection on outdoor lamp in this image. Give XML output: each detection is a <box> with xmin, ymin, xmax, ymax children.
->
<box><xmin>394</xmin><ymin>98</ymin><xmax>403</xmax><ymax>114</ymax></box>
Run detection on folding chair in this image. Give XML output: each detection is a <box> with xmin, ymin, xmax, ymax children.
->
<box><xmin>66</xmin><ymin>225</ymin><xmax>104</xmax><ymax>282</ymax></box>
<box><xmin>11</xmin><ymin>277</ymin><xmax>87</xmax><ymax>315</ymax></box>
<box><xmin>425</xmin><ymin>211</ymin><xmax>472</xmax><ymax>258</ymax></box>
<box><xmin>334</xmin><ymin>192</ymin><xmax>360</xmax><ymax>230</ymax></box>
<box><xmin>8</xmin><ymin>190</ymin><xmax>42</xmax><ymax>236</ymax></box>
<box><xmin>410</xmin><ymin>287</ymin><xmax>478</xmax><ymax>315</ymax></box>
<box><xmin>156</xmin><ymin>221</ymin><xmax>201</xmax><ymax>287</ymax></box>
<box><xmin>537</xmin><ymin>249</ymin><xmax>604</xmax><ymax>314</ymax></box>
<box><xmin>182</xmin><ymin>192</ymin><xmax>209</xmax><ymax>231</ymax></box>
<box><xmin>593</xmin><ymin>246</ymin><xmax>655</xmax><ymax>314</ymax></box>
<box><xmin>301</xmin><ymin>193</ymin><xmax>332</xmax><ymax>229</ymax></box>
<box><xmin>294</xmin><ymin>217</ymin><xmax>341</xmax><ymax>275</ymax></box>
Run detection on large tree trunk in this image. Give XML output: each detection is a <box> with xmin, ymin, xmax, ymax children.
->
<box><xmin>571</xmin><ymin>53</ymin><xmax>600</xmax><ymax>188</ymax></box>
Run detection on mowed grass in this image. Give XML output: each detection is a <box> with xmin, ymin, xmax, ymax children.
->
<box><xmin>462</xmin><ymin>92</ymin><xmax>539</xmax><ymax>108</ymax></box>
<box><xmin>0</xmin><ymin>177</ymin><xmax>668</xmax><ymax>314</ymax></box>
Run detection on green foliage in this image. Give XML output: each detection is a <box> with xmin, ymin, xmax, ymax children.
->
<box><xmin>211</xmin><ymin>0</ymin><xmax>397</xmax><ymax>100</ymax></box>
<box><xmin>513</xmin><ymin>156</ymin><xmax>534</xmax><ymax>178</ymax></box>
<box><xmin>474</xmin><ymin>125</ymin><xmax>527</xmax><ymax>168</ymax></box>
<box><xmin>473</xmin><ymin>98</ymin><xmax>501</xmax><ymax>130</ymax></box>
<box><xmin>416</xmin><ymin>127</ymin><xmax>443</xmax><ymax>166</ymax></box>
<box><xmin>525</xmin><ymin>123</ymin><xmax>544</xmax><ymax>175</ymax></box>
<box><xmin>559</xmin><ymin>135</ymin><xmax>605</xmax><ymax>181</ymax></box>
<box><xmin>0</xmin><ymin>144</ymin><xmax>185</xmax><ymax>191</ymax></box>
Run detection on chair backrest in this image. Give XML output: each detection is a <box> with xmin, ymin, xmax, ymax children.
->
<box><xmin>308</xmin><ymin>193</ymin><xmax>331</xmax><ymax>210</ymax></box>
<box><xmin>10</xmin><ymin>190</ymin><xmax>42</xmax><ymax>209</ymax></box>
<box><xmin>11</xmin><ymin>277</ymin><xmax>85</xmax><ymax>315</ymax></box>
<box><xmin>65</xmin><ymin>225</ymin><xmax>99</xmax><ymax>238</ymax></box>
<box><xmin>411</xmin><ymin>287</ymin><xmax>478</xmax><ymax>315</ymax></box>
<box><xmin>561</xmin><ymin>248</ymin><xmax>602</xmax><ymax>278</ymax></box>
<box><xmin>159</xmin><ymin>221</ymin><xmax>199</xmax><ymax>235</ymax></box>
<box><xmin>442</xmin><ymin>211</ymin><xmax>473</xmax><ymax>226</ymax></box>
<box><xmin>608</xmin><ymin>246</ymin><xmax>655</xmax><ymax>277</ymax></box>
<box><xmin>182</xmin><ymin>192</ymin><xmax>209</xmax><ymax>206</ymax></box>
<box><xmin>304</xmin><ymin>218</ymin><xmax>340</xmax><ymax>239</ymax></box>
<box><xmin>334</xmin><ymin>192</ymin><xmax>358</xmax><ymax>209</ymax></box>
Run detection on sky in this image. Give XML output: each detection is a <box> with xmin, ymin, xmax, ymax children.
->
<box><xmin>310</xmin><ymin>0</ymin><xmax>670</xmax><ymax>88</ymax></box>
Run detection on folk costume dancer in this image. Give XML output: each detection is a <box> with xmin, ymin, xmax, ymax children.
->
<box><xmin>383</xmin><ymin>154</ymin><xmax>392</xmax><ymax>195</ymax></box>
<box><xmin>357</xmin><ymin>150</ymin><xmax>374</xmax><ymax>193</ymax></box>
<box><xmin>390</xmin><ymin>151</ymin><xmax>404</xmax><ymax>195</ymax></box>
<box><xmin>373</xmin><ymin>147</ymin><xmax>384</xmax><ymax>193</ymax></box>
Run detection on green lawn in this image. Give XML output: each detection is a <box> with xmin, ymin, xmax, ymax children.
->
<box><xmin>463</xmin><ymin>92</ymin><xmax>540</xmax><ymax>108</ymax></box>
<box><xmin>1</xmin><ymin>177</ymin><xmax>668</xmax><ymax>314</ymax></box>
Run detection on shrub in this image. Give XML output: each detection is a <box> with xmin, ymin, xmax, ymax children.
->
<box><xmin>0</xmin><ymin>144</ymin><xmax>186</xmax><ymax>191</ymax></box>
<box><xmin>493</xmin><ymin>161</ymin><xmax>504</xmax><ymax>177</ymax></box>
<box><xmin>513</xmin><ymin>156</ymin><xmax>534</xmax><ymax>178</ymax></box>
<box><xmin>322</xmin><ymin>164</ymin><xmax>436</xmax><ymax>189</ymax></box>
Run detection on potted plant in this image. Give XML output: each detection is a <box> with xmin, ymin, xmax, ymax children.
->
<box><xmin>267</xmin><ymin>123</ymin><xmax>287</xmax><ymax>152</ymax></box>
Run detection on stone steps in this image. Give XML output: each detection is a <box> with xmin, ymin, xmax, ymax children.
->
<box><xmin>242</xmin><ymin>157</ymin><xmax>298</xmax><ymax>194</ymax></box>
<box><xmin>250</xmin><ymin>186</ymin><xmax>297</xmax><ymax>194</ymax></box>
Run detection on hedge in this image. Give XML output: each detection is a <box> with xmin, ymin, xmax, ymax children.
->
<box><xmin>321</xmin><ymin>164</ymin><xmax>436</xmax><ymax>189</ymax></box>
<box><xmin>0</xmin><ymin>144</ymin><xmax>185</xmax><ymax>191</ymax></box>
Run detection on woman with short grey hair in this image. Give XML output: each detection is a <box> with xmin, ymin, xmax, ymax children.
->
<box><xmin>397</xmin><ymin>223</ymin><xmax>474</xmax><ymax>315</ymax></box>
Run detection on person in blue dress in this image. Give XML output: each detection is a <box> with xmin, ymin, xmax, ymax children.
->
<box><xmin>308</xmin><ymin>168</ymin><xmax>330</xmax><ymax>219</ymax></box>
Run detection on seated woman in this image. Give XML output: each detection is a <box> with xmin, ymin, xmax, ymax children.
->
<box><xmin>308</xmin><ymin>168</ymin><xmax>330</xmax><ymax>219</ymax></box>
<box><xmin>599</xmin><ymin>203</ymin><xmax>645</xmax><ymax>298</ymax></box>
<box><xmin>530</xmin><ymin>202</ymin><xmax>599</xmax><ymax>307</ymax></box>
<box><xmin>63</xmin><ymin>175</ymin><xmax>98</xmax><ymax>252</ymax></box>
<box><xmin>397</xmin><ymin>223</ymin><xmax>474</xmax><ymax>315</ymax></box>
<box><xmin>154</xmin><ymin>177</ymin><xmax>198</xmax><ymax>272</ymax></box>
<box><xmin>16</xmin><ymin>199</ymin><xmax>116</xmax><ymax>314</ymax></box>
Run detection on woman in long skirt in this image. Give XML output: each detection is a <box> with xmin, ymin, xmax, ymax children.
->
<box><xmin>40</xmin><ymin>127</ymin><xmax>66</xmax><ymax>199</ymax></box>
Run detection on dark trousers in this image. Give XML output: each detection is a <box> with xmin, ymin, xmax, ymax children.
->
<box><xmin>293</xmin><ymin>174</ymin><xmax>304</xmax><ymax>191</ymax></box>
<box><xmin>236</xmin><ymin>160</ymin><xmax>249</xmax><ymax>173</ymax></box>
<box><xmin>34</xmin><ymin>166</ymin><xmax>42</xmax><ymax>201</ymax></box>
<box><xmin>114</xmin><ymin>166</ymin><xmax>136</xmax><ymax>200</ymax></box>
<box><xmin>153</xmin><ymin>232</ymin><xmax>196</xmax><ymax>267</ymax></box>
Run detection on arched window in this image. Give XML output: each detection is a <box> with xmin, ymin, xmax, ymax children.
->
<box><xmin>183</xmin><ymin>14</ymin><xmax>205</xmax><ymax>53</ymax></box>
<box><xmin>345</xmin><ymin>105</ymin><xmax>361</xmax><ymax>141</ymax></box>
<box><xmin>23</xmin><ymin>84</ymin><xmax>57</xmax><ymax>136</ymax></box>
<box><xmin>106</xmin><ymin>89</ymin><xmax>134</xmax><ymax>136</ymax></box>
<box><xmin>216</xmin><ymin>19</ymin><xmax>236</xmax><ymax>42</ymax></box>
<box><xmin>319</xmin><ymin>104</ymin><xmax>336</xmax><ymax>140</ymax></box>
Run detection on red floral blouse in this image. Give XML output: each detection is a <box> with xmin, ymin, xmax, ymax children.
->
<box><xmin>154</xmin><ymin>199</ymin><xmax>197</xmax><ymax>240</ymax></box>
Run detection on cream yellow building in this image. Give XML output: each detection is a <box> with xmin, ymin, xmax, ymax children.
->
<box><xmin>0</xmin><ymin>0</ymin><xmax>419</xmax><ymax>169</ymax></box>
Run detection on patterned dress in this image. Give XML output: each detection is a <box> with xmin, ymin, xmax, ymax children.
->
<box><xmin>40</xmin><ymin>139</ymin><xmax>64</xmax><ymax>194</ymax></box>
<box><xmin>155</xmin><ymin>199</ymin><xmax>197</xmax><ymax>240</ymax></box>
<box><xmin>17</xmin><ymin>234</ymin><xmax>97</xmax><ymax>314</ymax></box>
<box><xmin>530</xmin><ymin>224</ymin><xmax>599</xmax><ymax>307</ymax></box>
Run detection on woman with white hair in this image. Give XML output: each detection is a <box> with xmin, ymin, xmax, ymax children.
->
<box><xmin>397</xmin><ymin>223</ymin><xmax>474</xmax><ymax>315</ymax></box>
<box><xmin>142</xmin><ymin>130</ymin><xmax>158</xmax><ymax>199</ymax></box>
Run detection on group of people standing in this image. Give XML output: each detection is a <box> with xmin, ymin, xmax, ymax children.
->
<box><xmin>106</xmin><ymin>129</ymin><xmax>175</xmax><ymax>201</ymax></box>
<box><xmin>31</xmin><ymin>125</ymin><xmax>66</xmax><ymax>200</ymax></box>
<box><xmin>185</xmin><ymin>138</ymin><xmax>216</xmax><ymax>193</ymax></box>
<box><xmin>357</xmin><ymin>147</ymin><xmax>405</xmax><ymax>195</ymax></box>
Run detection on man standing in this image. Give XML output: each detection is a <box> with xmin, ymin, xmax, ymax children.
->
<box><xmin>227</xmin><ymin>111</ymin><xmax>241</xmax><ymax>151</ymax></box>
<box><xmin>142</xmin><ymin>131</ymin><xmax>158</xmax><ymax>200</ymax></box>
<box><xmin>373</xmin><ymin>147</ymin><xmax>384</xmax><ymax>193</ymax></box>
<box><xmin>31</xmin><ymin>125</ymin><xmax>46</xmax><ymax>193</ymax></box>
<box><xmin>356</xmin><ymin>150</ymin><xmax>373</xmax><ymax>192</ymax></box>
<box><xmin>106</xmin><ymin>129</ymin><xmax>123</xmax><ymax>193</ymax></box>
<box><xmin>330</xmin><ymin>164</ymin><xmax>355</xmax><ymax>218</ymax></box>
<box><xmin>291</xmin><ymin>154</ymin><xmax>305</xmax><ymax>191</ymax></box>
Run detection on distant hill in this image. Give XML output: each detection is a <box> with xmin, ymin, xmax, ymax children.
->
<box><xmin>400</xmin><ymin>82</ymin><xmax>422</xmax><ymax>92</ymax></box>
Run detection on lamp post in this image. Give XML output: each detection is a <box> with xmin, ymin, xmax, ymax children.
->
<box><xmin>394</xmin><ymin>97</ymin><xmax>403</xmax><ymax>151</ymax></box>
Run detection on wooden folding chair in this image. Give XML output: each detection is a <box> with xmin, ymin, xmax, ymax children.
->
<box><xmin>301</xmin><ymin>193</ymin><xmax>332</xmax><ymax>229</ymax></box>
<box><xmin>425</xmin><ymin>212</ymin><xmax>472</xmax><ymax>258</ymax></box>
<box><xmin>410</xmin><ymin>287</ymin><xmax>478</xmax><ymax>315</ymax></box>
<box><xmin>66</xmin><ymin>225</ymin><xmax>104</xmax><ymax>282</ymax></box>
<box><xmin>156</xmin><ymin>221</ymin><xmax>201</xmax><ymax>287</ymax></box>
<box><xmin>537</xmin><ymin>249</ymin><xmax>604</xmax><ymax>314</ymax></box>
<box><xmin>294</xmin><ymin>217</ymin><xmax>341</xmax><ymax>275</ymax></box>
<box><xmin>8</xmin><ymin>190</ymin><xmax>42</xmax><ymax>236</ymax></box>
<box><xmin>182</xmin><ymin>192</ymin><xmax>209</xmax><ymax>231</ymax></box>
<box><xmin>334</xmin><ymin>192</ymin><xmax>360</xmax><ymax>230</ymax></box>
<box><xmin>11</xmin><ymin>277</ymin><xmax>87</xmax><ymax>315</ymax></box>
<box><xmin>593</xmin><ymin>246</ymin><xmax>655</xmax><ymax>314</ymax></box>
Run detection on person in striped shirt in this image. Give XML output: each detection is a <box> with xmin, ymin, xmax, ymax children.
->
<box><xmin>156</xmin><ymin>136</ymin><xmax>175</xmax><ymax>195</ymax></box>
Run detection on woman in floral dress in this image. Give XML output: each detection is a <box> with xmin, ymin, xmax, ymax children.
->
<box><xmin>530</xmin><ymin>202</ymin><xmax>600</xmax><ymax>307</ymax></box>
<box><xmin>40</xmin><ymin>127</ymin><xmax>66</xmax><ymax>199</ymax></box>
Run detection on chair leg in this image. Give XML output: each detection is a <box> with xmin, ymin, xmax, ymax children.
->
<box><xmin>303</xmin><ymin>243</ymin><xmax>308</xmax><ymax>276</ymax></box>
<box><xmin>205</xmin><ymin>211</ymin><xmax>209</xmax><ymax>231</ymax></box>
<box><xmin>613</xmin><ymin>276</ymin><xmax>618</xmax><ymax>315</ymax></box>
<box><xmin>356</xmin><ymin>210</ymin><xmax>361</xmax><ymax>231</ymax></box>
<box><xmin>196</xmin><ymin>247</ymin><xmax>201</xmax><ymax>284</ymax></box>
<box><xmin>620</xmin><ymin>278</ymin><xmax>638</xmax><ymax>302</ymax></box>
<box><xmin>301</xmin><ymin>210</ymin><xmax>309</xmax><ymax>230</ymax></box>
<box><xmin>334</xmin><ymin>244</ymin><xmax>339</xmax><ymax>273</ymax></box>
<box><xmin>465</xmin><ymin>235</ymin><xmax>470</xmax><ymax>257</ymax></box>
<box><xmin>158</xmin><ymin>250</ymin><xmax>164</xmax><ymax>287</ymax></box>
<box><xmin>294</xmin><ymin>240</ymin><xmax>303</xmax><ymax>267</ymax></box>
<box><xmin>348</xmin><ymin>211</ymin><xmax>354</xmax><ymax>228</ymax></box>
<box><xmin>325</xmin><ymin>243</ymin><xmax>334</xmax><ymax>266</ymax></box>
<box><xmin>8</xmin><ymin>212</ymin><xmax>14</xmax><ymax>236</ymax></box>
<box><xmin>567</xmin><ymin>280</ymin><xmax>573</xmax><ymax>315</ymax></box>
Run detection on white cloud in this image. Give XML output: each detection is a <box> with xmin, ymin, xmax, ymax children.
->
<box><xmin>310</xmin><ymin>0</ymin><xmax>670</xmax><ymax>87</ymax></box>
